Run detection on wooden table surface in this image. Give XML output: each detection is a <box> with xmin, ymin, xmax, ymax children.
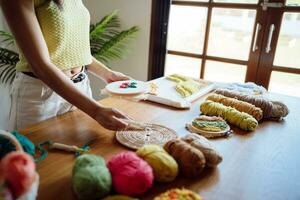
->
<box><xmin>20</xmin><ymin>93</ymin><xmax>300</xmax><ymax>200</ymax></box>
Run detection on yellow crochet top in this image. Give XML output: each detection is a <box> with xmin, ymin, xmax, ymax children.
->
<box><xmin>16</xmin><ymin>0</ymin><xmax>92</xmax><ymax>72</ymax></box>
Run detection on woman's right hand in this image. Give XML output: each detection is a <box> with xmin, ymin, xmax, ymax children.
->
<box><xmin>94</xmin><ymin>107</ymin><xmax>131</xmax><ymax>131</ymax></box>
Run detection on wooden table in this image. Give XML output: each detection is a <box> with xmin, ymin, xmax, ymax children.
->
<box><xmin>20</xmin><ymin>94</ymin><xmax>300</xmax><ymax>200</ymax></box>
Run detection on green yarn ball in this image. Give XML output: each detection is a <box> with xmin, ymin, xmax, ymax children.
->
<box><xmin>72</xmin><ymin>154</ymin><xmax>112</xmax><ymax>200</ymax></box>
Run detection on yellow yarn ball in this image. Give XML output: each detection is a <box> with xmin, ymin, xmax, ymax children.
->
<box><xmin>136</xmin><ymin>145</ymin><xmax>178</xmax><ymax>182</ymax></box>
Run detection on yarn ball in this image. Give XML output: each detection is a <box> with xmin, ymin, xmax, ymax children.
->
<box><xmin>136</xmin><ymin>145</ymin><xmax>178</xmax><ymax>182</ymax></box>
<box><xmin>181</xmin><ymin>134</ymin><xmax>222</xmax><ymax>167</ymax></box>
<box><xmin>164</xmin><ymin>139</ymin><xmax>206</xmax><ymax>178</ymax></box>
<box><xmin>0</xmin><ymin>152</ymin><xmax>36</xmax><ymax>198</ymax></box>
<box><xmin>102</xmin><ymin>195</ymin><xmax>139</xmax><ymax>200</ymax></box>
<box><xmin>0</xmin><ymin>131</ymin><xmax>35</xmax><ymax>159</ymax></box>
<box><xmin>107</xmin><ymin>152</ymin><xmax>154</xmax><ymax>196</ymax></box>
<box><xmin>154</xmin><ymin>188</ymin><xmax>203</xmax><ymax>200</ymax></box>
<box><xmin>72</xmin><ymin>154</ymin><xmax>112</xmax><ymax>200</ymax></box>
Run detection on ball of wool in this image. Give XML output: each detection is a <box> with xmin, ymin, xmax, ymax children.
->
<box><xmin>107</xmin><ymin>152</ymin><xmax>154</xmax><ymax>196</ymax></box>
<box><xmin>181</xmin><ymin>134</ymin><xmax>222</xmax><ymax>167</ymax></box>
<box><xmin>102</xmin><ymin>195</ymin><xmax>139</xmax><ymax>200</ymax></box>
<box><xmin>164</xmin><ymin>139</ymin><xmax>206</xmax><ymax>178</ymax></box>
<box><xmin>72</xmin><ymin>154</ymin><xmax>112</xmax><ymax>200</ymax></box>
<box><xmin>154</xmin><ymin>188</ymin><xmax>203</xmax><ymax>200</ymax></box>
<box><xmin>0</xmin><ymin>152</ymin><xmax>36</xmax><ymax>198</ymax></box>
<box><xmin>136</xmin><ymin>145</ymin><xmax>178</xmax><ymax>182</ymax></box>
<box><xmin>0</xmin><ymin>130</ymin><xmax>35</xmax><ymax>159</ymax></box>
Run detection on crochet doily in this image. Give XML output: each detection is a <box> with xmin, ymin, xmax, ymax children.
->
<box><xmin>116</xmin><ymin>124</ymin><xmax>178</xmax><ymax>150</ymax></box>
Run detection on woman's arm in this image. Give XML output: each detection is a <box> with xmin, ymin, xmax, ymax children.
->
<box><xmin>0</xmin><ymin>0</ymin><xmax>129</xmax><ymax>130</ymax></box>
<box><xmin>87</xmin><ymin>57</ymin><xmax>131</xmax><ymax>83</ymax></box>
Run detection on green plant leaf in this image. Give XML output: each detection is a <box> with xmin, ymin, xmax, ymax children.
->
<box><xmin>90</xmin><ymin>10</ymin><xmax>120</xmax><ymax>40</ymax></box>
<box><xmin>0</xmin><ymin>31</ymin><xmax>15</xmax><ymax>47</ymax></box>
<box><xmin>0</xmin><ymin>48</ymin><xmax>19</xmax><ymax>84</ymax></box>
<box><xmin>93</xmin><ymin>26</ymin><xmax>139</xmax><ymax>64</ymax></box>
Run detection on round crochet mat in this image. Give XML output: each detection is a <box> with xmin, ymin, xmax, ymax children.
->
<box><xmin>116</xmin><ymin>124</ymin><xmax>178</xmax><ymax>150</ymax></box>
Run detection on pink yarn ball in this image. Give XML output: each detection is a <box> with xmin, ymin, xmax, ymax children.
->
<box><xmin>108</xmin><ymin>152</ymin><xmax>154</xmax><ymax>196</ymax></box>
<box><xmin>0</xmin><ymin>152</ymin><xmax>36</xmax><ymax>198</ymax></box>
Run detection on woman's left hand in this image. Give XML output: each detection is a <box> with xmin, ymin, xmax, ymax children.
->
<box><xmin>104</xmin><ymin>70</ymin><xmax>131</xmax><ymax>83</ymax></box>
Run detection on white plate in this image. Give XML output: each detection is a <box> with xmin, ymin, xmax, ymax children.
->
<box><xmin>105</xmin><ymin>80</ymin><xmax>148</xmax><ymax>95</ymax></box>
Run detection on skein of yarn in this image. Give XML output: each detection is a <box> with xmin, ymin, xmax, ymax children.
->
<box><xmin>136</xmin><ymin>145</ymin><xmax>178</xmax><ymax>182</ymax></box>
<box><xmin>164</xmin><ymin>139</ymin><xmax>206</xmax><ymax>178</ymax></box>
<box><xmin>200</xmin><ymin>100</ymin><xmax>258</xmax><ymax>131</ymax></box>
<box><xmin>182</xmin><ymin>134</ymin><xmax>222</xmax><ymax>167</ymax></box>
<box><xmin>72</xmin><ymin>154</ymin><xmax>112</xmax><ymax>200</ymax></box>
<box><xmin>207</xmin><ymin>93</ymin><xmax>263</xmax><ymax>121</ymax></box>
<box><xmin>107</xmin><ymin>152</ymin><xmax>154</xmax><ymax>196</ymax></box>
<box><xmin>214</xmin><ymin>88</ymin><xmax>289</xmax><ymax>119</ymax></box>
<box><xmin>0</xmin><ymin>152</ymin><xmax>36</xmax><ymax>198</ymax></box>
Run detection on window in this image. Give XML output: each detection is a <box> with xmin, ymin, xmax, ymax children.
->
<box><xmin>149</xmin><ymin>0</ymin><xmax>300</xmax><ymax>97</ymax></box>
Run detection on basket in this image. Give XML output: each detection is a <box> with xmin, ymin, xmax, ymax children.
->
<box><xmin>0</xmin><ymin>130</ymin><xmax>39</xmax><ymax>200</ymax></box>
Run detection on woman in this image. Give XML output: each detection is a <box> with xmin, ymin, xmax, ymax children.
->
<box><xmin>1</xmin><ymin>0</ymin><xmax>132</xmax><ymax>131</ymax></box>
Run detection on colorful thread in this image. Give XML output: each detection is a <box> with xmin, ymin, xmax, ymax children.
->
<box><xmin>154</xmin><ymin>188</ymin><xmax>203</xmax><ymax>200</ymax></box>
<box><xmin>107</xmin><ymin>152</ymin><xmax>153</xmax><ymax>196</ymax></box>
<box><xmin>215</xmin><ymin>88</ymin><xmax>289</xmax><ymax>119</ymax></box>
<box><xmin>136</xmin><ymin>145</ymin><xmax>178</xmax><ymax>182</ymax></box>
<box><xmin>200</xmin><ymin>100</ymin><xmax>258</xmax><ymax>131</ymax></box>
<box><xmin>207</xmin><ymin>93</ymin><xmax>263</xmax><ymax>121</ymax></box>
<box><xmin>72</xmin><ymin>154</ymin><xmax>112</xmax><ymax>200</ymax></box>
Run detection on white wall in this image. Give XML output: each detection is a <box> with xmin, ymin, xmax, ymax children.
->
<box><xmin>83</xmin><ymin>0</ymin><xmax>152</xmax><ymax>99</ymax></box>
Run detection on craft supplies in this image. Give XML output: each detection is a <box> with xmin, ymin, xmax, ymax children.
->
<box><xmin>119</xmin><ymin>82</ymin><xmax>137</xmax><ymax>89</ymax></box>
<box><xmin>181</xmin><ymin>134</ymin><xmax>222</xmax><ymax>167</ymax></box>
<box><xmin>214</xmin><ymin>82</ymin><xmax>267</xmax><ymax>95</ymax></box>
<box><xmin>207</xmin><ymin>93</ymin><xmax>263</xmax><ymax>121</ymax></box>
<box><xmin>36</xmin><ymin>140</ymin><xmax>90</xmax><ymax>162</ymax></box>
<box><xmin>0</xmin><ymin>130</ymin><xmax>35</xmax><ymax>159</ymax></box>
<box><xmin>186</xmin><ymin>116</ymin><xmax>232</xmax><ymax>138</ymax></box>
<box><xmin>154</xmin><ymin>188</ymin><xmax>203</xmax><ymax>200</ymax></box>
<box><xmin>116</xmin><ymin>123</ymin><xmax>178</xmax><ymax>150</ymax></box>
<box><xmin>102</xmin><ymin>195</ymin><xmax>139</xmax><ymax>200</ymax></box>
<box><xmin>147</xmin><ymin>76</ymin><xmax>214</xmax><ymax>109</ymax></box>
<box><xmin>215</xmin><ymin>88</ymin><xmax>289</xmax><ymax>119</ymax></box>
<box><xmin>0</xmin><ymin>152</ymin><xmax>36</xmax><ymax>198</ymax></box>
<box><xmin>107</xmin><ymin>152</ymin><xmax>153</xmax><ymax>196</ymax></box>
<box><xmin>105</xmin><ymin>80</ymin><xmax>148</xmax><ymax>95</ymax></box>
<box><xmin>136</xmin><ymin>145</ymin><xmax>178</xmax><ymax>182</ymax></box>
<box><xmin>164</xmin><ymin>139</ymin><xmax>206</xmax><ymax>178</ymax></box>
<box><xmin>72</xmin><ymin>154</ymin><xmax>112</xmax><ymax>200</ymax></box>
<box><xmin>200</xmin><ymin>100</ymin><xmax>258</xmax><ymax>131</ymax></box>
<box><xmin>166</xmin><ymin>74</ymin><xmax>202</xmax><ymax>98</ymax></box>
<box><xmin>0</xmin><ymin>130</ymin><xmax>39</xmax><ymax>200</ymax></box>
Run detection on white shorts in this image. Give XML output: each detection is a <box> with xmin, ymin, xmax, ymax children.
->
<box><xmin>8</xmin><ymin>71</ymin><xmax>92</xmax><ymax>131</ymax></box>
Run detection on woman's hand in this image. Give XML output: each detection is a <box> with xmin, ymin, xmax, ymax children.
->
<box><xmin>94</xmin><ymin>106</ymin><xmax>131</xmax><ymax>131</ymax></box>
<box><xmin>103</xmin><ymin>70</ymin><xmax>131</xmax><ymax>83</ymax></box>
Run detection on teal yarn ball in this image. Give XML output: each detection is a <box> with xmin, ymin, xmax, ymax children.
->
<box><xmin>72</xmin><ymin>154</ymin><xmax>112</xmax><ymax>200</ymax></box>
<box><xmin>0</xmin><ymin>131</ymin><xmax>35</xmax><ymax>159</ymax></box>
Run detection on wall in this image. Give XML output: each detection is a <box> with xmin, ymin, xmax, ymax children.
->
<box><xmin>83</xmin><ymin>0</ymin><xmax>152</xmax><ymax>99</ymax></box>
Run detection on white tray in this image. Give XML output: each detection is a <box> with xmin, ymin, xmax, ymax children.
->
<box><xmin>146</xmin><ymin>77</ymin><xmax>215</xmax><ymax>108</ymax></box>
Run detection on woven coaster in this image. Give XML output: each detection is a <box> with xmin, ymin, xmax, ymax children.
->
<box><xmin>116</xmin><ymin>124</ymin><xmax>178</xmax><ymax>150</ymax></box>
